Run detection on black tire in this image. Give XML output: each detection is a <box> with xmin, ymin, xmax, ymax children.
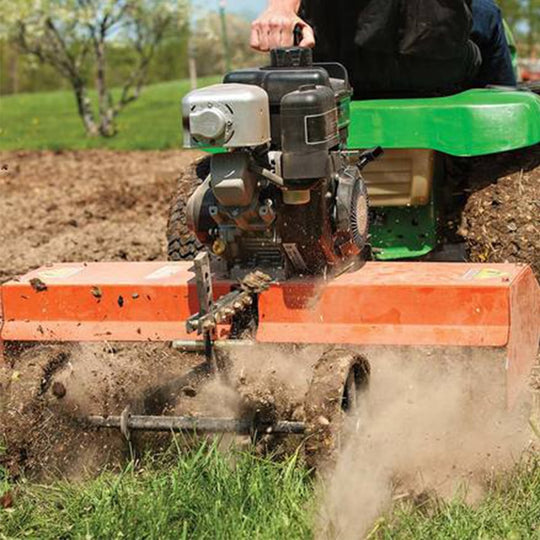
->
<box><xmin>166</xmin><ymin>156</ymin><xmax>211</xmax><ymax>261</ymax></box>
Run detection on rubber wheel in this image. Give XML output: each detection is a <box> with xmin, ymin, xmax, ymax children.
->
<box><xmin>304</xmin><ymin>348</ymin><xmax>369</xmax><ymax>468</ymax></box>
<box><xmin>166</xmin><ymin>156</ymin><xmax>210</xmax><ymax>261</ymax></box>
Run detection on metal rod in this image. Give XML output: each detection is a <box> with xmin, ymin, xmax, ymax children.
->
<box><xmin>171</xmin><ymin>339</ymin><xmax>256</xmax><ymax>352</ymax></box>
<box><xmin>87</xmin><ymin>414</ymin><xmax>306</xmax><ymax>435</ymax></box>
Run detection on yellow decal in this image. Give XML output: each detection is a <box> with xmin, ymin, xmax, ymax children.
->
<box><xmin>461</xmin><ymin>268</ymin><xmax>511</xmax><ymax>281</ymax></box>
<box><xmin>474</xmin><ymin>269</ymin><xmax>510</xmax><ymax>280</ymax></box>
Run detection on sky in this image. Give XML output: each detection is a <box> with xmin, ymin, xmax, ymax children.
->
<box><xmin>192</xmin><ymin>0</ymin><xmax>266</xmax><ymax>21</ymax></box>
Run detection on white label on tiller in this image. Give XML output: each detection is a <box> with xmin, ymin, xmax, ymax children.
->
<box><xmin>145</xmin><ymin>265</ymin><xmax>182</xmax><ymax>280</ymax></box>
<box><xmin>37</xmin><ymin>266</ymin><xmax>84</xmax><ymax>280</ymax></box>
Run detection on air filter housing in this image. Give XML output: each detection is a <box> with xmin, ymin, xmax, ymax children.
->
<box><xmin>182</xmin><ymin>83</ymin><xmax>271</xmax><ymax>148</ymax></box>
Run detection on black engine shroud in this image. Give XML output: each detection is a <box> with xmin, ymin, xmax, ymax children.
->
<box><xmin>184</xmin><ymin>48</ymin><xmax>370</xmax><ymax>278</ymax></box>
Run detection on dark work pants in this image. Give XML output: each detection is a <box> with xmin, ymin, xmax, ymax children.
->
<box><xmin>471</xmin><ymin>0</ymin><xmax>517</xmax><ymax>86</ymax></box>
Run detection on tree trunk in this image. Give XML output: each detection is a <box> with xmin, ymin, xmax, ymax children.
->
<box><xmin>73</xmin><ymin>81</ymin><xmax>98</xmax><ymax>136</ymax></box>
<box><xmin>528</xmin><ymin>0</ymin><xmax>537</xmax><ymax>58</ymax></box>
<box><xmin>189</xmin><ymin>44</ymin><xmax>198</xmax><ymax>90</ymax></box>
<box><xmin>528</xmin><ymin>0</ymin><xmax>533</xmax><ymax>57</ymax></box>
<box><xmin>9</xmin><ymin>49</ymin><xmax>19</xmax><ymax>94</ymax></box>
<box><xmin>94</xmin><ymin>38</ymin><xmax>116</xmax><ymax>137</ymax></box>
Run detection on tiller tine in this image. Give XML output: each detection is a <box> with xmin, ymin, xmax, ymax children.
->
<box><xmin>185</xmin><ymin>252</ymin><xmax>271</xmax><ymax>369</ymax></box>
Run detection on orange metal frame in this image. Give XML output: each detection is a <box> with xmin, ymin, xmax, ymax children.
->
<box><xmin>1</xmin><ymin>261</ymin><xmax>539</xmax><ymax>404</ymax></box>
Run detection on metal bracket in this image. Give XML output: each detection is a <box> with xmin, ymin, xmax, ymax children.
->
<box><xmin>340</xmin><ymin>147</ymin><xmax>384</xmax><ymax>170</ymax></box>
<box><xmin>185</xmin><ymin>252</ymin><xmax>271</xmax><ymax>371</ymax></box>
<box><xmin>194</xmin><ymin>252</ymin><xmax>214</xmax><ymax>317</ymax></box>
<box><xmin>188</xmin><ymin>253</ymin><xmax>216</xmax><ymax>366</ymax></box>
<box><xmin>186</xmin><ymin>254</ymin><xmax>272</xmax><ymax>338</ymax></box>
<box><xmin>120</xmin><ymin>406</ymin><xmax>131</xmax><ymax>441</ymax></box>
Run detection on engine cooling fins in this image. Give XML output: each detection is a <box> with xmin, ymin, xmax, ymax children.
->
<box><xmin>335</xmin><ymin>165</ymin><xmax>369</xmax><ymax>252</ymax></box>
<box><xmin>349</xmin><ymin>174</ymin><xmax>369</xmax><ymax>251</ymax></box>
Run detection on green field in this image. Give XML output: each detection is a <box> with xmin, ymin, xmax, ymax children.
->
<box><xmin>0</xmin><ymin>77</ymin><xmax>219</xmax><ymax>151</ymax></box>
<box><xmin>1</xmin><ymin>442</ymin><xmax>539</xmax><ymax>539</ymax></box>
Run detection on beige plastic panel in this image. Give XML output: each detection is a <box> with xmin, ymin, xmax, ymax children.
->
<box><xmin>359</xmin><ymin>149</ymin><xmax>435</xmax><ymax>207</ymax></box>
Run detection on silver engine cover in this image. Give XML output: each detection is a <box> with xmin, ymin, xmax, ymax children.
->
<box><xmin>182</xmin><ymin>83</ymin><xmax>271</xmax><ymax>148</ymax></box>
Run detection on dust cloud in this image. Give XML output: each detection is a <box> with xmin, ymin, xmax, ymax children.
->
<box><xmin>225</xmin><ymin>344</ymin><xmax>320</xmax><ymax>421</ymax></box>
<box><xmin>316</xmin><ymin>348</ymin><xmax>533</xmax><ymax>540</ymax></box>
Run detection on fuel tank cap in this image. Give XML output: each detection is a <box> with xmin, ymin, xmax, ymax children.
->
<box><xmin>270</xmin><ymin>47</ymin><xmax>313</xmax><ymax>68</ymax></box>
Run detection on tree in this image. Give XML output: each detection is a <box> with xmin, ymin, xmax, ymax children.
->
<box><xmin>498</xmin><ymin>0</ymin><xmax>540</xmax><ymax>56</ymax></box>
<box><xmin>498</xmin><ymin>0</ymin><xmax>522</xmax><ymax>25</ymax></box>
<box><xmin>2</xmin><ymin>0</ymin><xmax>187</xmax><ymax>136</ymax></box>
<box><xmin>191</xmin><ymin>12</ymin><xmax>262</xmax><ymax>77</ymax></box>
<box><xmin>524</xmin><ymin>0</ymin><xmax>540</xmax><ymax>56</ymax></box>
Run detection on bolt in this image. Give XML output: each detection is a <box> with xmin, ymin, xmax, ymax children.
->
<box><xmin>202</xmin><ymin>320</ymin><xmax>214</xmax><ymax>332</ymax></box>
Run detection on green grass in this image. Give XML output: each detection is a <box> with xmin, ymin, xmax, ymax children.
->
<box><xmin>0</xmin><ymin>439</ymin><xmax>8</xmax><ymax>502</ymax></box>
<box><xmin>0</xmin><ymin>442</ymin><xmax>313</xmax><ymax>540</ymax></box>
<box><xmin>379</xmin><ymin>460</ymin><xmax>540</xmax><ymax>539</ymax></box>
<box><xmin>0</xmin><ymin>77</ymin><xmax>220</xmax><ymax>151</ymax></box>
<box><xmin>1</xmin><ymin>443</ymin><xmax>538</xmax><ymax>540</ymax></box>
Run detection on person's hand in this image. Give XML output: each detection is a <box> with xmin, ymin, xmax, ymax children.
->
<box><xmin>250</xmin><ymin>5</ymin><xmax>315</xmax><ymax>52</ymax></box>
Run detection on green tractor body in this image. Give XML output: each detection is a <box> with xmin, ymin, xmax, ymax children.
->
<box><xmin>348</xmin><ymin>89</ymin><xmax>540</xmax><ymax>259</ymax></box>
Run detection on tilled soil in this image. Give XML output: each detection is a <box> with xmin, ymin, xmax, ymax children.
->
<box><xmin>0</xmin><ymin>149</ymin><xmax>204</xmax><ymax>477</ymax></box>
<box><xmin>0</xmin><ymin>149</ymin><xmax>200</xmax><ymax>283</ymax></box>
<box><xmin>0</xmin><ymin>150</ymin><xmax>320</xmax><ymax>476</ymax></box>
<box><xmin>0</xmin><ymin>148</ymin><xmax>539</xmax><ymax>479</ymax></box>
<box><xmin>459</xmin><ymin>143</ymin><xmax>540</xmax><ymax>275</ymax></box>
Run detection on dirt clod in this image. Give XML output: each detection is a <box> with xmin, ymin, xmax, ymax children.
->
<box><xmin>0</xmin><ymin>491</ymin><xmax>14</xmax><ymax>509</ymax></box>
<box><xmin>182</xmin><ymin>386</ymin><xmax>197</xmax><ymax>398</ymax></box>
<box><xmin>91</xmin><ymin>287</ymin><xmax>102</xmax><ymax>299</ymax></box>
<box><xmin>29</xmin><ymin>278</ymin><xmax>47</xmax><ymax>292</ymax></box>
<box><xmin>52</xmin><ymin>381</ymin><xmax>66</xmax><ymax>399</ymax></box>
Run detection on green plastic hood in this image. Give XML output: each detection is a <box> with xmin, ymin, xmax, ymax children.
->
<box><xmin>347</xmin><ymin>89</ymin><xmax>540</xmax><ymax>157</ymax></box>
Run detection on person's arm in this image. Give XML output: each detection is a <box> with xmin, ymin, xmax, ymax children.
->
<box><xmin>250</xmin><ymin>0</ymin><xmax>315</xmax><ymax>52</ymax></box>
